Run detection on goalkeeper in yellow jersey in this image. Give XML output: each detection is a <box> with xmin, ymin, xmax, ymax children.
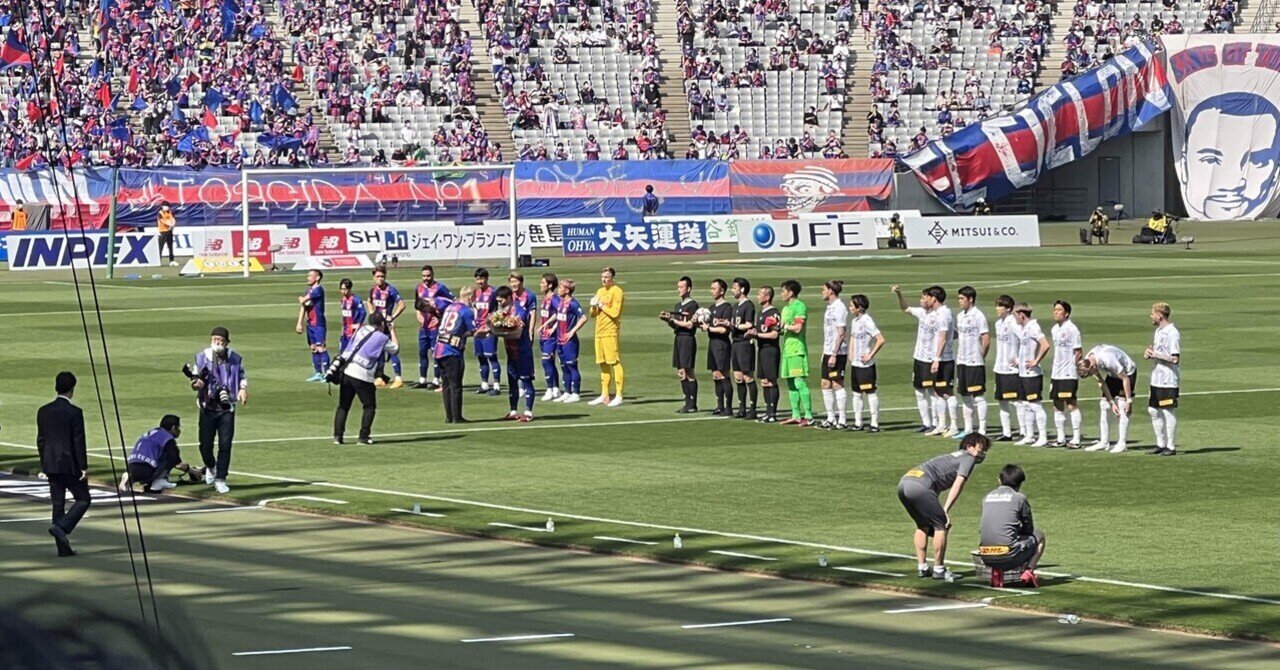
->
<box><xmin>589</xmin><ymin>267</ymin><xmax>626</xmax><ymax>407</ymax></box>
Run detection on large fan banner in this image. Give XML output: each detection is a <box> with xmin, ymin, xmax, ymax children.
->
<box><xmin>900</xmin><ymin>41</ymin><xmax>1170</xmax><ymax>212</ymax></box>
<box><xmin>1164</xmin><ymin>34</ymin><xmax>1280</xmax><ymax>220</ymax></box>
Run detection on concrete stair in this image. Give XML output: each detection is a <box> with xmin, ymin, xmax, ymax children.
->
<box><xmin>652</xmin><ymin>0</ymin><xmax>692</xmax><ymax>153</ymax></box>
<box><xmin>843</xmin><ymin>48</ymin><xmax>870</xmax><ymax>155</ymax></box>
<box><xmin>458</xmin><ymin>0</ymin><xmax>517</xmax><ymax>158</ymax></box>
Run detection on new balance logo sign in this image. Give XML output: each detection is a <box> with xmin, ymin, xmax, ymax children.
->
<box><xmin>9</xmin><ymin>233</ymin><xmax>159</xmax><ymax>271</ymax></box>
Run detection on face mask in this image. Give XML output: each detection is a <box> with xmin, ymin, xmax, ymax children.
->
<box><xmin>212</xmin><ymin>343</ymin><xmax>227</xmax><ymax>356</ymax></box>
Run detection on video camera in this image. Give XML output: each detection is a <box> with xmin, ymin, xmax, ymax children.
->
<box><xmin>181</xmin><ymin>364</ymin><xmax>232</xmax><ymax>411</ymax></box>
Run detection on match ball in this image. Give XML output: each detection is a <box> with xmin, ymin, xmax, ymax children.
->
<box><xmin>693</xmin><ymin>307</ymin><xmax>712</xmax><ymax>325</ymax></box>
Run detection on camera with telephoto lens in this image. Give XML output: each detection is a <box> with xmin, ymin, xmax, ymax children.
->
<box><xmin>182</xmin><ymin>364</ymin><xmax>233</xmax><ymax>411</ymax></box>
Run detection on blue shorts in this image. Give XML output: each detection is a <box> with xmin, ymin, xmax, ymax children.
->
<box><xmin>419</xmin><ymin>329</ymin><xmax>438</xmax><ymax>356</ymax></box>
<box><xmin>558</xmin><ymin>337</ymin><xmax>580</xmax><ymax>364</ymax></box>
<box><xmin>475</xmin><ymin>335</ymin><xmax>498</xmax><ymax>358</ymax></box>
<box><xmin>540</xmin><ymin>338</ymin><xmax>559</xmax><ymax>357</ymax></box>
<box><xmin>306</xmin><ymin>325</ymin><xmax>326</xmax><ymax>346</ymax></box>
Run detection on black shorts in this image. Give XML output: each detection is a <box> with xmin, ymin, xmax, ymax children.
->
<box><xmin>731</xmin><ymin>340</ymin><xmax>755</xmax><ymax>376</ymax></box>
<box><xmin>1020</xmin><ymin>375</ymin><xmax>1043</xmax><ymax>402</ymax></box>
<box><xmin>897</xmin><ymin>478</ymin><xmax>946</xmax><ymax>536</ymax></box>
<box><xmin>981</xmin><ymin>530</ymin><xmax>1045</xmax><ymax>569</ymax></box>
<box><xmin>1104</xmin><ymin>372</ymin><xmax>1138</xmax><ymax>401</ymax></box>
<box><xmin>850</xmin><ymin>364</ymin><xmax>877</xmax><ymax>392</ymax></box>
<box><xmin>707</xmin><ymin>339</ymin><xmax>732</xmax><ymax>374</ymax></box>
<box><xmin>957</xmin><ymin>364</ymin><xmax>986</xmax><ymax>396</ymax></box>
<box><xmin>1149</xmin><ymin>386</ymin><xmax>1179</xmax><ymax>409</ymax></box>
<box><xmin>821</xmin><ymin>354</ymin><xmax>848</xmax><ymax>381</ymax></box>
<box><xmin>995</xmin><ymin>373</ymin><xmax>1021</xmax><ymax>401</ymax></box>
<box><xmin>757</xmin><ymin>345</ymin><xmax>780</xmax><ymax>379</ymax></box>
<box><xmin>126</xmin><ymin>462</ymin><xmax>157</xmax><ymax>488</ymax></box>
<box><xmin>912</xmin><ymin>359</ymin><xmax>955</xmax><ymax>391</ymax></box>
<box><xmin>673</xmin><ymin>335</ymin><xmax>696</xmax><ymax>370</ymax></box>
<box><xmin>1050</xmin><ymin>378</ymin><xmax>1079</xmax><ymax>402</ymax></box>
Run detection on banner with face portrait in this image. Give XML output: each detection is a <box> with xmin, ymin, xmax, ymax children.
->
<box><xmin>1165</xmin><ymin>35</ymin><xmax>1280</xmax><ymax>220</ymax></box>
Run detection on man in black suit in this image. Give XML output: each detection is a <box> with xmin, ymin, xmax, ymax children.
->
<box><xmin>37</xmin><ymin>372</ymin><xmax>89</xmax><ymax>557</ymax></box>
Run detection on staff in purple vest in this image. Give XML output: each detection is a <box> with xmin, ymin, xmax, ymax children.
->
<box><xmin>120</xmin><ymin>415</ymin><xmax>202</xmax><ymax>492</ymax></box>
<box><xmin>334</xmin><ymin>312</ymin><xmax>399</xmax><ymax>445</ymax></box>
<box><xmin>190</xmin><ymin>326</ymin><xmax>247</xmax><ymax>495</ymax></box>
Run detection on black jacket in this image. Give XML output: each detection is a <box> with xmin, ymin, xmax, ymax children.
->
<box><xmin>36</xmin><ymin>397</ymin><xmax>87</xmax><ymax>476</ymax></box>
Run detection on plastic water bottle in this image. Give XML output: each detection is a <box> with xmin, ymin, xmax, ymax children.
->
<box><xmin>673</xmin><ymin>533</ymin><xmax>683</xmax><ymax>549</ymax></box>
<box><xmin>412</xmin><ymin>502</ymin><xmax>421</xmax><ymax>514</ymax></box>
<box><xmin>545</xmin><ymin>518</ymin><xmax>555</xmax><ymax>532</ymax></box>
<box><xmin>1058</xmin><ymin>614</ymin><xmax>1080</xmax><ymax>625</ymax></box>
<box><xmin>818</xmin><ymin>554</ymin><xmax>828</xmax><ymax>568</ymax></box>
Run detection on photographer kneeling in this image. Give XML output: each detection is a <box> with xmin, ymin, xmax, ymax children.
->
<box><xmin>332</xmin><ymin>311</ymin><xmax>399</xmax><ymax>445</ymax></box>
<box><xmin>119</xmin><ymin>415</ymin><xmax>203</xmax><ymax>493</ymax></box>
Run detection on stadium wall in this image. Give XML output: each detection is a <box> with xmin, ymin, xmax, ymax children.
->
<box><xmin>1029</xmin><ymin>116</ymin><xmax>1170</xmax><ymax>220</ymax></box>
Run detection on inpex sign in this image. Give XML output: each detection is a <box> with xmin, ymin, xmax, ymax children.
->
<box><xmin>8</xmin><ymin>232</ymin><xmax>160</xmax><ymax>271</ymax></box>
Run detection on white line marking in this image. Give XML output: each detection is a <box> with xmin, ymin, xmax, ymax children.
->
<box><xmin>884</xmin><ymin>602</ymin><xmax>989</xmax><ymax>614</ymax></box>
<box><xmin>231</xmin><ymin>646</ymin><xmax>353</xmax><ymax>656</ymax></box>
<box><xmin>681</xmin><ymin>618</ymin><xmax>792</xmax><ymax>629</ymax></box>
<box><xmin>709</xmin><ymin>550</ymin><xmax>776</xmax><ymax>561</ymax></box>
<box><xmin>4</xmin><ymin>302</ymin><xmax>288</xmax><ymax>318</ymax></box>
<box><xmin>390</xmin><ymin>507</ymin><xmax>447</xmax><ymax>518</ymax></box>
<box><xmin>488</xmin><ymin>522</ymin><xmax>552</xmax><ymax>532</ymax></box>
<box><xmin>832</xmin><ymin>566</ymin><xmax>906</xmax><ymax>578</ymax></box>
<box><xmin>461</xmin><ymin>633</ymin><xmax>575</xmax><ymax>643</ymax></box>
<box><xmin>594</xmin><ymin>535</ymin><xmax>659</xmax><ymax>545</ymax></box>
<box><xmin>0</xmin><ymin>517</ymin><xmax>54</xmax><ymax>523</ymax></box>
<box><xmin>257</xmin><ymin>496</ymin><xmax>348</xmax><ymax>507</ymax></box>
<box><xmin>973</xmin><ymin>279</ymin><xmax>1030</xmax><ymax>289</ymax></box>
<box><xmin>174</xmin><ymin>506</ymin><xmax>264</xmax><ymax>515</ymax></box>
<box><xmin>962</xmin><ymin>583</ymin><xmax>1038</xmax><ymax>596</ymax></box>
<box><xmin>43</xmin><ymin>280</ymin><xmax>152</xmax><ymax>290</ymax></box>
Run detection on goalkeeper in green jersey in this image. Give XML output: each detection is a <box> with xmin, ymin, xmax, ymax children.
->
<box><xmin>778</xmin><ymin>280</ymin><xmax>813</xmax><ymax>426</ymax></box>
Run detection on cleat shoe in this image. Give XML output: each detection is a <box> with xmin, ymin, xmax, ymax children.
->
<box><xmin>374</xmin><ymin>378</ymin><xmax>387</xmax><ymax>388</ymax></box>
<box><xmin>917</xmin><ymin>566</ymin><xmax>931</xmax><ymax>578</ymax></box>
<box><xmin>941</xmin><ymin>428</ymin><xmax>956</xmax><ymax>438</ymax></box>
<box><xmin>561</xmin><ymin>393</ymin><xmax>581</xmax><ymax>403</ymax></box>
<box><xmin>928</xmin><ymin>425</ymin><xmax>947</xmax><ymax>436</ymax></box>
<box><xmin>732</xmin><ymin>410</ymin><xmax>745</xmax><ymax>419</ymax></box>
<box><xmin>779</xmin><ymin>418</ymin><xmax>800</xmax><ymax>425</ymax></box>
<box><xmin>607</xmin><ymin>396</ymin><xmax>623</xmax><ymax>407</ymax></box>
<box><xmin>818</xmin><ymin>420</ymin><xmax>834</xmax><ymax>430</ymax></box>
<box><xmin>541</xmin><ymin>389</ymin><xmax>557</xmax><ymax>402</ymax></box>
<box><xmin>835</xmin><ymin>422</ymin><xmax>848</xmax><ymax>431</ymax></box>
<box><xmin>214</xmin><ymin>480</ymin><xmax>230</xmax><ymax>494</ymax></box>
<box><xmin>849</xmin><ymin>424</ymin><xmax>865</xmax><ymax>432</ymax></box>
<box><xmin>587</xmin><ymin>395</ymin><xmax>609</xmax><ymax>406</ymax></box>
<box><xmin>797</xmin><ymin>419</ymin><xmax>813</xmax><ymax>428</ymax></box>
<box><xmin>1146</xmin><ymin>446</ymin><xmax>1168</xmax><ymax>455</ymax></box>
<box><xmin>333</xmin><ymin>436</ymin><xmax>344</xmax><ymax>445</ymax></box>
<box><xmin>1053</xmin><ymin>440</ymin><xmax>1068</xmax><ymax>448</ymax></box>
<box><xmin>1108</xmin><ymin>443</ymin><xmax>1128</xmax><ymax>454</ymax></box>
<box><xmin>1031</xmin><ymin>437</ymin><xmax>1049</xmax><ymax>448</ymax></box>
<box><xmin>1019</xmin><ymin>569</ymin><xmax>1039</xmax><ymax>588</ymax></box>
<box><xmin>518</xmin><ymin>414</ymin><xmax>533</xmax><ymax>423</ymax></box>
<box><xmin>868</xmin><ymin>425</ymin><xmax>881</xmax><ymax>433</ymax></box>
<box><xmin>425</xmin><ymin>381</ymin><xmax>441</xmax><ymax>391</ymax></box>
<box><xmin>744</xmin><ymin>410</ymin><xmax>757</xmax><ymax>421</ymax></box>
<box><xmin>358</xmin><ymin>438</ymin><xmax>375</xmax><ymax>445</ymax></box>
<box><xmin>932</xmin><ymin>568</ymin><xmax>956</xmax><ymax>582</ymax></box>
<box><xmin>916</xmin><ymin>425</ymin><xmax>934</xmax><ymax>433</ymax></box>
<box><xmin>996</xmin><ymin>434</ymin><xmax>1015</xmax><ymax>442</ymax></box>
<box><xmin>1158</xmin><ymin>448</ymin><xmax>1176</xmax><ymax>456</ymax></box>
<box><xmin>488</xmin><ymin>388</ymin><xmax>501</xmax><ymax>397</ymax></box>
<box><xmin>306</xmin><ymin>372</ymin><xmax>325</xmax><ymax>382</ymax></box>
<box><xmin>763</xmin><ymin>415</ymin><xmax>778</xmax><ymax>424</ymax></box>
<box><xmin>503</xmin><ymin>412</ymin><xmax>519</xmax><ymax>421</ymax></box>
<box><xmin>1066</xmin><ymin>441</ymin><xmax>1082</xmax><ymax>450</ymax></box>
<box><xmin>475</xmin><ymin>387</ymin><xmax>490</xmax><ymax>394</ymax></box>
<box><xmin>149</xmin><ymin>478</ymin><xmax>177</xmax><ymax>492</ymax></box>
<box><xmin>676</xmin><ymin>406</ymin><xmax>699</xmax><ymax>414</ymax></box>
<box><xmin>1015</xmin><ymin>436</ymin><xmax>1034</xmax><ymax>446</ymax></box>
<box><xmin>1084</xmin><ymin>441</ymin><xmax>1110</xmax><ymax>452</ymax></box>
<box><xmin>388</xmin><ymin>377</ymin><xmax>404</xmax><ymax>390</ymax></box>
<box><xmin>711</xmin><ymin>408</ymin><xmax>725</xmax><ymax>416</ymax></box>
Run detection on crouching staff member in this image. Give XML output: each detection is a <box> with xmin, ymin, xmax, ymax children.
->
<box><xmin>334</xmin><ymin>312</ymin><xmax>398</xmax><ymax>445</ymax></box>
<box><xmin>978</xmin><ymin>464</ymin><xmax>1046</xmax><ymax>587</ymax></box>
<box><xmin>897</xmin><ymin>433</ymin><xmax>992</xmax><ymax>581</ymax></box>
<box><xmin>191</xmin><ymin>327</ymin><xmax>247</xmax><ymax>495</ymax></box>
<box><xmin>120</xmin><ymin>415</ymin><xmax>202</xmax><ymax>492</ymax></box>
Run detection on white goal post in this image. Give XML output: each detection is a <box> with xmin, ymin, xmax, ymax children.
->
<box><xmin>238</xmin><ymin>164</ymin><xmax>518</xmax><ymax>277</ymax></box>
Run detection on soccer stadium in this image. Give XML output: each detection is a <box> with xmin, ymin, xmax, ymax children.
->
<box><xmin>1</xmin><ymin>0</ymin><xmax>1279</xmax><ymax>666</ymax></box>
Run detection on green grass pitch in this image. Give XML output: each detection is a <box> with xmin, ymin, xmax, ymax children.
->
<box><xmin>1</xmin><ymin>219</ymin><xmax>1278</xmax><ymax>641</ymax></box>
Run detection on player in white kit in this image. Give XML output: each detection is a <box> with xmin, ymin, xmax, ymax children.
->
<box><xmin>953</xmin><ymin>286</ymin><xmax>990</xmax><ymax>437</ymax></box>
<box><xmin>991</xmin><ymin>295</ymin><xmax>1022</xmax><ymax>441</ymax></box>
<box><xmin>1049</xmin><ymin>301</ymin><xmax>1084</xmax><ymax>447</ymax></box>
<box><xmin>846</xmin><ymin>294</ymin><xmax>886</xmax><ymax>432</ymax></box>
<box><xmin>1145</xmin><ymin>302</ymin><xmax>1182</xmax><ymax>456</ymax></box>
<box><xmin>1078</xmin><ymin>343</ymin><xmax>1138</xmax><ymax>453</ymax></box>
<box><xmin>1014</xmin><ymin>302</ymin><xmax>1049</xmax><ymax>447</ymax></box>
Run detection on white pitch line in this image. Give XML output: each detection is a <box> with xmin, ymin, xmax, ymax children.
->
<box><xmin>0</xmin><ymin>517</ymin><xmax>55</xmax><ymax>523</ymax></box>
<box><xmin>594</xmin><ymin>535</ymin><xmax>659</xmax><ymax>545</ymax></box>
<box><xmin>962</xmin><ymin>583</ymin><xmax>1038</xmax><ymax>596</ymax></box>
<box><xmin>884</xmin><ymin>602</ymin><xmax>989</xmax><ymax>615</ymax></box>
<box><xmin>43</xmin><ymin>280</ymin><xmax>152</xmax><ymax>290</ymax></box>
<box><xmin>3</xmin><ymin>302</ymin><xmax>289</xmax><ymax>318</ymax></box>
<box><xmin>231</xmin><ymin>646</ymin><xmax>353</xmax><ymax>657</ymax></box>
<box><xmin>709</xmin><ymin>549</ymin><xmax>776</xmax><ymax>561</ymax></box>
<box><xmin>488</xmin><ymin>522</ymin><xmax>552</xmax><ymax>532</ymax></box>
<box><xmin>174</xmin><ymin>506</ymin><xmax>264</xmax><ymax>515</ymax></box>
<box><xmin>257</xmin><ymin>496</ymin><xmax>348</xmax><ymax>507</ymax></box>
<box><xmin>461</xmin><ymin>633</ymin><xmax>575</xmax><ymax>643</ymax></box>
<box><xmin>832</xmin><ymin>566</ymin><xmax>906</xmax><ymax>578</ymax></box>
<box><xmin>681</xmin><ymin>618</ymin><xmax>792</xmax><ymax>629</ymax></box>
<box><xmin>390</xmin><ymin>507</ymin><xmax>447</xmax><ymax>518</ymax></box>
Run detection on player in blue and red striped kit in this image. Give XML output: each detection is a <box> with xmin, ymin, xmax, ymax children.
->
<box><xmin>537</xmin><ymin>273</ymin><xmax>562</xmax><ymax>401</ymax></box>
<box><xmin>296</xmin><ymin>270</ymin><xmax>331</xmax><ymax>382</ymax></box>
<box><xmin>338</xmin><ymin>278</ymin><xmax>367</xmax><ymax>352</ymax></box>
<box><xmin>369</xmin><ymin>267</ymin><xmax>406</xmax><ymax>388</ymax></box>
<box><xmin>471</xmin><ymin>268</ymin><xmax>501</xmax><ymax>396</ymax></box>
<box><xmin>414</xmin><ymin>265</ymin><xmax>454</xmax><ymax>390</ymax></box>
<box><xmin>552</xmin><ymin>279</ymin><xmax>587</xmax><ymax>403</ymax></box>
<box><xmin>495</xmin><ymin>285</ymin><xmax>537</xmax><ymax>421</ymax></box>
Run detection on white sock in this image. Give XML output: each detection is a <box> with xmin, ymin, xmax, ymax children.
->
<box><xmin>869</xmin><ymin>393</ymin><xmax>880</xmax><ymax>427</ymax></box>
<box><xmin>933</xmin><ymin>395</ymin><xmax>946</xmax><ymax>428</ymax></box>
<box><xmin>961</xmin><ymin>396</ymin><xmax>974</xmax><ymax>434</ymax></box>
<box><xmin>822</xmin><ymin>388</ymin><xmax>835</xmax><ymax>421</ymax></box>
<box><xmin>945</xmin><ymin>395</ymin><xmax>958</xmax><ymax>430</ymax></box>
<box><xmin>998</xmin><ymin>400</ymin><xmax>1013</xmax><ymax>437</ymax></box>
<box><xmin>1054</xmin><ymin>409</ymin><xmax>1066</xmax><ymax>441</ymax></box>
<box><xmin>835</xmin><ymin>388</ymin><xmax>847</xmax><ymax>424</ymax></box>
<box><xmin>1148</xmin><ymin>406</ymin><xmax>1166</xmax><ymax>448</ymax></box>
<box><xmin>1118</xmin><ymin>403</ymin><xmax>1130</xmax><ymax>443</ymax></box>
<box><xmin>1033</xmin><ymin>404</ymin><xmax>1048</xmax><ymax>440</ymax></box>
<box><xmin>1016</xmin><ymin>402</ymin><xmax>1029</xmax><ymax>436</ymax></box>
<box><xmin>974</xmin><ymin>395</ymin><xmax>988</xmax><ymax>433</ymax></box>
<box><xmin>915</xmin><ymin>390</ymin><xmax>932</xmax><ymax>426</ymax></box>
<box><xmin>480</xmin><ymin>381</ymin><xmax>489</xmax><ymax>390</ymax></box>
<box><xmin>1162</xmin><ymin>409</ymin><xmax>1177</xmax><ymax>451</ymax></box>
<box><xmin>852</xmin><ymin>392</ymin><xmax>864</xmax><ymax>426</ymax></box>
<box><xmin>1098</xmin><ymin>399</ymin><xmax>1111</xmax><ymax>442</ymax></box>
<box><xmin>1070</xmin><ymin>408</ymin><xmax>1081</xmax><ymax>443</ymax></box>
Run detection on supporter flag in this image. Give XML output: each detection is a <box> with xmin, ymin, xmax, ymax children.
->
<box><xmin>108</xmin><ymin>93</ymin><xmax>122</xmax><ymax>111</ymax></box>
<box><xmin>249</xmin><ymin>24</ymin><xmax>267</xmax><ymax>40</ymax></box>
<box><xmin>220</xmin><ymin>0</ymin><xmax>240</xmax><ymax>39</ymax></box>
<box><xmin>193</xmin><ymin>126</ymin><xmax>211</xmax><ymax>143</ymax></box>
<box><xmin>170</xmin><ymin>103</ymin><xmax>185</xmax><ymax>122</ymax></box>
<box><xmin>110</xmin><ymin>118</ymin><xmax>131</xmax><ymax>141</ymax></box>
<box><xmin>219</xmin><ymin>132</ymin><xmax>239</xmax><ymax>148</ymax></box>
<box><xmin>131</xmin><ymin>96</ymin><xmax>148</xmax><ymax>111</ymax></box>
<box><xmin>0</xmin><ymin>32</ymin><xmax>33</xmax><ymax>70</ymax></box>
<box><xmin>225</xmin><ymin>102</ymin><xmax>243</xmax><ymax>115</ymax></box>
<box><xmin>271</xmin><ymin>83</ymin><xmax>297</xmax><ymax>111</ymax></box>
<box><xmin>127</xmin><ymin>67</ymin><xmax>139</xmax><ymax>94</ymax></box>
<box><xmin>165</xmin><ymin>76</ymin><xmax>181</xmax><ymax>97</ymax></box>
<box><xmin>25</xmin><ymin>100</ymin><xmax>40</xmax><ymax>122</ymax></box>
<box><xmin>88</xmin><ymin>57</ymin><xmax>102</xmax><ymax>80</ymax></box>
<box><xmin>160</xmin><ymin>0</ymin><xmax>172</xmax><ymax>10</ymax></box>
<box><xmin>14</xmin><ymin>152</ymin><xmax>42</xmax><ymax>171</ymax></box>
<box><xmin>203</xmin><ymin>86</ymin><xmax>224</xmax><ymax>111</ymax></box>
<box><xmin>54</xmin><ymin>53</ymin><xmax>65</xmax><ymax>77</ymax></box>
<box><xmin>177</xmin><ymin>130</ymin><xmax>200</xmax><ymax>153</ymax></box>
<box><xmin>258</xmin><ymin>132</ymin><xmax>303</xmax><ymax>151</ymax></box>
<box><xmin>249</xmin><ymin>100</ymin><xmax>264</xmax><ymax>124</ymax></box>
<box><xmin>202</xmin><ymin>108</ymin><xmax>218</xmax><ymax>128</ymax></box>
<box><xmin>97</xmin><ymin>83</ymin><xmax>113</xmax><ymax>108</ymax></box>
<box><xmin>66</xmin><ymin>150</ymin><xmax>87</xmax><ymax>167</ymax></box>
<box><xmin>292</xmin><ymin>63</ymin><xmax>303</xmax><ymax>82</ymax></box>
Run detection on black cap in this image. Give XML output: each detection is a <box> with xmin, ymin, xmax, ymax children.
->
<box><xmin>210</xmin><ymin>326</ymin><xmax>230</xmax><ymax>342</ymax></box>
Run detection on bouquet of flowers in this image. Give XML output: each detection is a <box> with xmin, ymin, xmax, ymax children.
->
<box><xmin>487</xmin><ymin>311</ymin><xmax>524</xmax><ymax>338</ymax></box>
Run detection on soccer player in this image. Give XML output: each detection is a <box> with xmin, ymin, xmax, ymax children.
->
<box><xmin>369</xmin><ymin>267</ymin><xmax>406</xmax><ymax>389</ymax></box>
<box><xmin>659</xmin><ymin>276</ymin><xmax>700</xmax><ymax>413</ymax></box>
<box><xmin>847</xmin><ymin>293</ymin><xmax>885</xmax><ymax>432</ymax></box>
<box><xmin>955</xmin><ymin>286</ymin><xmax>990</xmax><ymax>437</ymax></box>
<box><xmin>552</xmin><ymin>279</ymin><xmax>586</xmax><ymax>403</ymax></box>
<box><xmin>471</xmin><ymin>268</ymin><xmax>500</xmax><ymax>395</ymax></box>
<box><xmin>296</xmin><ymin>269</ymin><xmax>330</xmax><ymax>382</ymax></box>
<box><xmin>435</xmin><ymin>285</ymin><xmax>477</xmax><ymax>424</ymax></box>
<box><xmin>730</xmin><ymin>277</ymin><xmax>757</xmax><ymax>419</ymax></box>
<box><xmin>1145</xmin><ymin>302</ymin><xmax>1181</xmax><ymax>456</ymax></box>
<box><xmin>978</xmin><ymin>464</ymin><xmax>1046</xmax><ymax>587</ymax></box>
<box><xmin>702</xmin><ymin>278</ymin><xmax>734</xmax><ymax>416</ymax></box>
<box><xmin>897</xmin><ymin>433</ymin><xmax>992</xmax><ymax>581</ymax></box>
<box><xmin>495</xmin><ymin>286</ymin><xmax>537</xmax><ymax>422</ymax></box>
<box><xmin>1049</xmin><ymin>300</ymin><xmax>1083</xmax><ymax>447</ymax></box>
<box><xmin>1078</xmin><ymin>343</ymin><xmax>1138</xmax><ymax>453</ymax></box>
<box><xmin>1014</xmin><ymin>303</ymin><xmax>1049</xmax><ymax>447</ymax></box>
<box><xmin>819</xmin><ymin>280</ymin><xmax>850</xmax><ymax>429</ymax></box>
<box><xmin>537</xmin><ymin>273</ymin><xmax>562</xmax><ymax>401</ymax></box>
<box><xmin>893</xmin><ymin>285</ymin><xmax>956</xmax><ymax>435</ymax></box>
<box><xmin>992</xmin><ymin>295</ymin><xmax>1021</xmax><ymax>441</ymax></box>
<box><xmin>779</xmin><ymin>280</ymin><xmax>813</xmax><ymax>426</ymax></box>
<box><xmin>414</xmin><ymin>265</ymin><xmax>455</xmax><ymax>391</ymax></box>
<box><xmin>750</xmin><ymin>286</ymin><xmax>782</xmax><ymax>423</ymax></box>
<box><xmin>589</xmin><ymin>267</ymin><xmax>625</xmax><ymax>407</ymax></box>
<box><xmin>338</xmin><ymin>278</ymin><xmax>367</xmax><ymax>353</ymax></box>
<box><xmin>509</xmin><ymin>272</ymin><xmax>539</xmax><ymax>322</ymax></box>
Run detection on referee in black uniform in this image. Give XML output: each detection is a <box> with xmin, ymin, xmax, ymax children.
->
<box><xmin>703</xmin><ymin>278</ymin><xmax>735</xmax><ymax>416</ymax></box>
<box><xmin>730</xmin><ymin>277</ymin><xmax>757</xmax><ymax>419</ymax></box>
<box><xmin>751</xmin><ymin>286</ymin><xmax>783</xmax><ymax>423</ymax></box>
<box><xmin>660</xmin><ymin>275</ymin><xmax>700</xmax><ymax>413</ymax></box>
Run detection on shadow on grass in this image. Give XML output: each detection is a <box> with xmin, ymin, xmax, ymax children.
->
<box><xmin>1175</xmin><ymin>447</ymin><xmax>1240</xmax><ymax>456</ymax></box>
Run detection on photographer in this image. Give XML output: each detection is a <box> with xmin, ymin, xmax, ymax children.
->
<box><xmin>189</xmin><ymin>327</ymin><xmax>247</xmax><ymax>495</ymax></box>
<box><xmin>1136</xmin><ymin>210</ymin><xmax>1178</xmax><ymax>244</ymax></box>
<box><xmin>119</xmin><ymin>415</ymin><xmax>202</xmax><ymax>492</ymax></box>
<box><xmin>333</xmin><ymin>312</ymin><xmax>399</xmax><ymax>445</ymax></box>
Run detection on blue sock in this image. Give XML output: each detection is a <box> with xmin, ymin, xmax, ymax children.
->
<box><xmin>565</xmin><ymin>363</ymin><xmax>580</xmax><ymax>394</ymax></box>
<box><xmin>508</xmin><ymin>374</ymin><xmax>518</xmax><ymax>410</ymax></box>
<box><xmin>523</xmin><ymin>379</ymin><xmax>535</xmax><ymax>411</ymax></box>
<box><xmin>478</xmin><ymin>358</ymin><xmax>490</xmax><ymax>383</ymax></box>
<box><xmin>542</xmin><ymin>357</ymin><xmax>559</xmax><ymax>390</ymax></box>
<box><xmin>318</xmin><ymin>351</ymin><xmax>330</xmax><ymax>371</ymax></box>
<box><xmin>311</xmin><ymin>352</ymin><xmax>321</xmax><ymax>373</ymax></box>
<box><xmin>489</xmin><ymin>356</ymin><xmax>501</xmax><ymax>384</ymax></box>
